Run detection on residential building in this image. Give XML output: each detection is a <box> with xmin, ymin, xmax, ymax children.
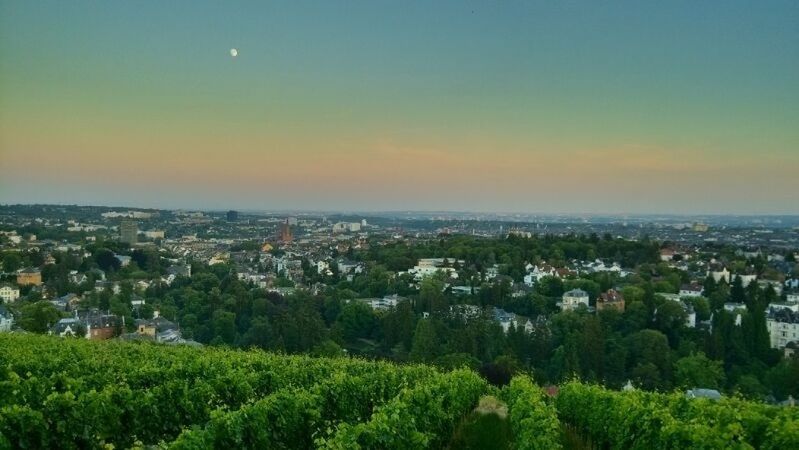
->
<box><xmin>408</xmin><ymin>258</ymin><xmax>461</xmax><ymax>280</ymax></box>
<box><xmin>766</xmin><ymin>308</ymin><xmax>799</xmax><ymax>349</ymax></box>
<box><xmin>561</xmin><ymin>289</ymin><xmax>590</xmax><ymax>311</ymax></box>
<box><xmin>80</xmin><ymin>311</ymin><xmax>119</xmax><ymax>340</ymax></box>
<box><xmin>679</xmin><ymin>284</ymin><xmax>704</xmax><ymax>298</ymax></box>
<box><xmin>16</xmin><ymin>268</ymin><xmax>42</xmax><ymax>286</ymax></box>
<box><xmin>0</xmin><ymin>284</ymin><xmax>20</xmax><ymax>302</ymax></box>
<box><xmin>596</xmin><ymin>289</ymin><xmax>625</xmax><ymax>312</ymax></box>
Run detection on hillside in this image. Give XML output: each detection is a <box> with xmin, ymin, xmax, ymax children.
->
<box><xmin>0</xmin><ymin>334</ymin><xmax>796</xmax><ymax>449</ymax></box>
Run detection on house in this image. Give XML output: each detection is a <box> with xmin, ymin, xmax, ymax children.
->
<box><xmin>596</xmin><ymin>289</ymin><xmax>625</xmax><ymax>313</ymax></box>
<box><xmin>317</xmin><ymin>260</ymin><xmax>331</xmax><ymax>275</ymax></box>
<box><xmin>80</xmin><ymin>311</ymin><xmax>119</xmax><ymax>340</ymax></box>
<box><xmin>451</xmin><ymin>285</ymin><xmax>476</xmax><ymax>296</ymax></box>
<box><xmin>51</xmin><ymin>318</ymin><xmax>83</xmax><ymax>337</ymax></box>
<box><xmin>660</xmin><ymin>249</ymin><xmax>676</xmax><ymax>262</ymax></box>
<box><xmin>337</xmin><ymin>260</ymin><xmax>364</xmax><ymax>275</ymax></box>
<box><xmin>0</xmin><ymin>284</ymin><xmax>20</xmax><ymax>303</ymax></box>
<box><xmin>736</xmin><ymin>273</ymin><xmax>757</xmax><ymax>288</ymax></box>
<box><xmin>493</xmin><ymin>307</ymin><xmax>521</xmax><ymax>333</ymax></box>
<box><xmin>408</xmin><ymin>258</ymin><xmax>460</xmax><ymax>280</ymax></box>
<box><xmin>679</xmin><ymin>283</ymin><xmax>704</xmax><ymax>298</ymax></box>
<box><xmin>94</xmin><ymin>281</ymin><xmax>121</xmax><ymax>294</ymax></box>
<box><xmin>724</xmin><ymin>303</ymin><xmax>747</xmax><ymax>313</ymax></box>
<box><xmin>357</xmin><ymin>294</ymin><xmax>408</xmax><ymax>311</ymax></box>
<box><xmin>766</xmin><ymin>308</ymin><xmax>799</xmax><ymax>349</ymax></box>
<box><xmin>115</xmin><ymin>255</ymin><xmax>132</xmax><ymax>267</ymax></box>
<box><xmin>757</xmin><ymin>280</ymin><xmax>783</xmax><ymax>296</ymax></box>
<box><xmin>134</xmin><ymin>311</ymin><xmax>184</xmax><ymax>343</ymax></box>
<box><xmin>561</xmin><ymin>289</ymin><xmax>590</xmax><ymax>312</ymax></box>
<box><xmin>708</xmin><ymin>267</ymin><xmax>731</xmax><ymax>284</ymax></box>
<box><xmin>0</xmin><ymin>305</ymin><xmax>13</xmax><ymax>331</ymax></box>
<box><xmin>130</xmin><ymin>294</ymin><xmax>146</xmax><ymax>309</ymax></box>
<box><xmin>68</xmin><ymin>271</ymin><xmax>88</xmax><ymax>285</ymax></box>
<box><xmin>50</xmin><ymin>293</ymin><xmax>80</xmax><ymax>312</ymax></box>
<box><xmin>16</xmin><ymin>268</ymin><xmax>42</xmax><ymax>286</ymax></box>
<box><xmin>686</xmin><ymin>389</ymin><xmax>721</xmax><ymax>401</ymax></box>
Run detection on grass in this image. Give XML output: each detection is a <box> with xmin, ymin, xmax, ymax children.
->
<box><xmin>448</xmin><ymin>396</ymin><xmax>512</xmax><ymax>450</ymax></box>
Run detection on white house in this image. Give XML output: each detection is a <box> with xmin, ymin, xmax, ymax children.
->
<box><xmin>561</xmin><ymin>289</ymin><xmax>590</xmax><ymax>311</ymax></box>
<box><xmin>709</xmin><ymin>267</ymin><xmax>731</xmax><ymax>284</ymax></box>
<box><xmin>408</xmin><ymin>258</ymin><xmax>460</xmax><ymax>280</ymax></box>
<box><xmin>359</xmin><ymin>294</ymin><xmax>407</xmax><ymax>311</ymax></box>
<box><xmin>679</xmin><ymin>284</ymin><xmax>704</xmax><ymax>298</ymax></box>
<box><xmin>736</xmin><ymin>274</ymin><xmax>757</xmax><ymax>288</ymax></box>
<box><xmin>766</xmin><ymin>309</ymin><xmax>799</xmax><ymax>349</ymax></box>
<box><xmin>0</xmin><ymin>284</ymin><xmax>20</xmax><ymax>303</ymax></box>
<box><xmin>115</xmin><ymin>255</ymin><xmax>132</xmax><ymax>267</ymax></box>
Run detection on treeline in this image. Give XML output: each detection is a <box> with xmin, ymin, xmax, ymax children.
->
<box><xmin>362</xmin><ymin>233</ymin><xmax>661</xmax><ymax>276</ymax></box>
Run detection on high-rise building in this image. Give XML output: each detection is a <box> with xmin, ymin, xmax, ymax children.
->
<box><xmin>226</xmin><ymin>210</ymin><xmax>238</xmax><ymax>221</ymax></box>
<box><xmin>120</xmin><ymin>220</ymin><xmax>138</xmax><ymax>244</ymax></box>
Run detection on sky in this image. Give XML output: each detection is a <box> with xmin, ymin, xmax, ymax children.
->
<box><xmin>1</xmin><ymin>0</ymin><xmax>797</xmax><ymax>214</ymax></box>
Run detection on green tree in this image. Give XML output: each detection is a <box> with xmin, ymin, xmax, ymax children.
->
<box><xmin>333</xmin><ymin>301</ymin><xmax>376</xmax><ymax>342</ymax></box>
<box><xmin>674</xmin><ymin>353</ymin><xmax>725</xmax><ymax>389</ymax></box>
<box><xmin>18</xmin><ymin>301</ymin><xmax>62</xmax><ymax>333</ymax></box>
<box><xmin>211</xmin><ymin>310</ymin><xmax>236</xmax><ymax>345</ymax></box>
<box><xmin>410</xmin><ymin>319</ymin><xmax>438</xmax><ymax>362</ymax></box>
<box><xmin>1</xmin><ymin>252</ymin><xmax>22</xmax><ymax>272</ymax></box>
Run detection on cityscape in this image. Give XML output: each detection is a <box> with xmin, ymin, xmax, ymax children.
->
<box><xmin>1</xmin><ymin>1</ymin><xmax>798</xmax><ymax>449</ymax></box>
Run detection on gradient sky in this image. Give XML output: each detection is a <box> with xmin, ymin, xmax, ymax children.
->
<box><xmin>1</xmin><ymin>1</ymin><xmax>797</xmax><ymax>214</ymax></box>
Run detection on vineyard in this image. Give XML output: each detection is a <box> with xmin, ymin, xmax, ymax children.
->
<box><xmin>0</xmin><ymin>334</ymin><xmax>796</xmax><ymax>449</ymax></box>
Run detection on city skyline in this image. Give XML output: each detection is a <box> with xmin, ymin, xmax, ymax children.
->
<box><xmin>1</xmin><ymin>1</ymin><xmax>798</xmax><ymax>214</ymax></box>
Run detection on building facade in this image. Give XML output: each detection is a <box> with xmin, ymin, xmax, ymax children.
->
<box><xmin>120</xmin><ymin>220</ymin><xmax>138</xmax><ymax>244</ymax></box>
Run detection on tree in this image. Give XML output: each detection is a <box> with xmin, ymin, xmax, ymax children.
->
<box><xmin>765</xmin><ymin>358</ymin><xmax>799</xmax><ymax>401</ymax></box>
<box><xmin>410</xmin><ymin>319</ymin><xmax>438</xmax><ymax>362</ymax></box>
<box><xmin>311</xmin><ymin>339</ymin><xmax>343</xmax><ymax>357</ymax></box>
<box><xmin>1</xmin><ymin>252</ymin><xmax>22</xmax><ymax>272</ymax></box>
<box><xmin>674</xmin><ymin>353</ymin><xmax>725</xmax><ymax>389</ymax></box>
<box><xmin>242</xmin><ymin>316</ymin><xmax>273</xmax><ymax>348</ymax></box>
<box><xmin>211</xmin><ymin>310</ymin><xmax>236</xmax><ymax>345</ymax></box>
<box><xmin>652</xmin><ymin>299</ymin><xmax>687</xmax><ymax>345</ymax></box>
<box><xmin>631</xmin><ymin>362</ymin><xmax>661</xmax><ymax>391</ymax></box>
<box><xmin>333</xmin><ymin>301</ymin><xmax>376</xmax><ymax>342</ymax></box>
<box><xmin>419</xmin><ymin>277</ymin><xmax>447</xmax><ymax>314</ymax></box>
<box><xmin>730</xmin><ymin>276</ymin><xmax>746</xmax><ymax>304</ymax></box>
<box><xmin>579</xmin><ymin>317</ymin><xmax>605</xmax><ymax>381</ymax></box>
<box><xmin>94</xmin><ymin>248</ymin><xmax>120</xmax><ymax>272</ymax></box>
<box><xmin>382</xmin><ymin>300</ymin><xmax>415</xmax><ymax>350</ymax></box>
<box><xmin>627</xmin><ymin>329</ymin><xmax>672</xmax><ymax>388</ymax></box>
<box><xmin>18</xmin><ymin>301</ymin><xmax>62</xmax><ymax>333</ymax></box>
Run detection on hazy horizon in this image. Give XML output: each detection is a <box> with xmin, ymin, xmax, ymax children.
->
<box><xmin>2</xmin><ymin>1</ymin><xmax>798</xmax><ymax>214</ymax></box>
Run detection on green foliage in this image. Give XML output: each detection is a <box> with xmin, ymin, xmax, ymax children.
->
<box><xmin>674</xmin><ymin>353</ymin><xmax>725</xmax><ymax>389</ymax></box>
<box><xmin>16</xmin><ymin>301</ymin><xmax>63</xmax><ymax>333</ymax></box>
<box><xmin>0</xmin><ymin>333</ymin><xmax>438</xmax><ymax>449</ymax></box>
<box><xmin>556</xmin><ymin>381</ymin><xmax>799</xmax><ymax>449</ymax></box>
<box><xmin>502</xmin><ymin>376</ymin><xmax>562</xmax><ymax>450</ymax></box>
<box><xmin>318</xmin><ymin>369</ymin><xmax>487</xmax><ymax>449</ymax></box>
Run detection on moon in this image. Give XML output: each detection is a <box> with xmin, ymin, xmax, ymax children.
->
<box><xmin>230</xmin><ymin>48</ymin><xmax>238</xmax><ymax>57</ymax></box>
